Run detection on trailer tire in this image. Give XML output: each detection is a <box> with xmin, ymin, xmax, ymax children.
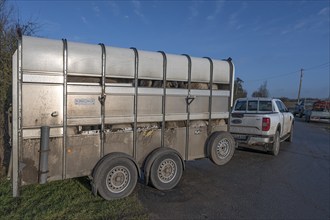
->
<box><xmin>207</xmin><ymin>131</ymin><xmax>235</xmax><ymax>165</ymax></box>
<box><xmin>150</xmin><ymin>152</ymin><xmax>183</xmax><ymax>191</ymax></box>
<box><xmin>270</xmin><ymin>131</ymin><xmax>280</xmax><ymax>156</ymax></box>
<box><xmin>94</xmin><ymin>157</ymin><xmax>138</xmax><ymax>200</ymax></box>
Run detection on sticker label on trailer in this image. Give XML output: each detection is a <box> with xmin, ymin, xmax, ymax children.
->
<box><xmin>74</xmin><ymin>98</ymin><xmax>95</xmax><ymax>105</ymax></box>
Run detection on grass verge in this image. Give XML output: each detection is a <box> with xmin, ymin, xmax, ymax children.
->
<box><xmin>0</xmin><ymin>177</ymin><xmax>148</xmax><ymax>220</ymax></box>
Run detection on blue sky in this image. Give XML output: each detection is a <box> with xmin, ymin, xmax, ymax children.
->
<box><xmin>13</xmin><ymin>0</ymin><xmax>330</xmax><ymax>99</ymax></box>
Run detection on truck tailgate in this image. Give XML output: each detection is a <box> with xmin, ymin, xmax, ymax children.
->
<box><xmin>230</xmin><ymin>113</ymin><xmax>264</xmax><ymax>135</ymax></box>
<box><xmin>310</xmin><ymin>111</ymin><xmax>330</xmax><ymax>122</ymax></box>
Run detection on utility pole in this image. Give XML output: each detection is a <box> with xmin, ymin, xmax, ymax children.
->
<box><xmin>297</xmin><ymin>68</ymin><xmax>304</xmax><ymax>104</ymax></box>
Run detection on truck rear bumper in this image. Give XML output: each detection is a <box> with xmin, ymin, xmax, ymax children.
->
<box><xmin>232</xmin><ymin>134</ymin><xmax>274</xmax><ymax>146</ymax></box>
<box><xmin>247</xmin><ymin>136</ymin><xmax>273</xmax><ymax>145</ymax></box>
<box><xmin>309</xmin><ymin>117</ymin><xmax>330</xmax><ymax>123</ymax></box>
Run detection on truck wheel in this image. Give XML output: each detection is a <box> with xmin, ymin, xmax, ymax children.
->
<box><xmin>286</xmin><ymin>124</ymin><xmax>293</xmax><ymax>143</ymax></box>
<box><xmin>150</xmin><ymin>152</ymin><xmax>183</xmax><ymax>191</ymax></box>
<box><xmin>94</xmin><ymin>157</ymin><xmax>138</xmax><ymax>200</ymax></box>
<box><xmin>305</xmin><ymin>116</ymin><xmax>310</xmax><ymax>123</ymax></box>
<box><xmin>208</xmin><ymin>131</ymin><xmax>235</xmax><ymax>165</ymax></box>
<box><xmin>271</xmin><ymin>131</ymin><xmax>280</xmax><ymax>156</ymax></box>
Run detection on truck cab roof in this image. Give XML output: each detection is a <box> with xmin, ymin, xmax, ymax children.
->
<box><xmin>235</xmin><ymin>97</ymin><xmax>277</xmax><ymax>102</ymax></box>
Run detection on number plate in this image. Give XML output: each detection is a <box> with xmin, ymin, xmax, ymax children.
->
<box><xmin>233</xmin><ymin>134</ymin><xmax>247</xmax><ymax>140</ymax></box>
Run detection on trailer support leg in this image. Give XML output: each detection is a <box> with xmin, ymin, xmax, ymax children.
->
<box><xmin>39</xmin><ymin>126</ymin><xmax>50</xmax><ymax>184</ymax></box>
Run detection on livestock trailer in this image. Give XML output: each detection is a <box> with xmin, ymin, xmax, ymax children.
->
<box><xmin>11</xmin><ymin>36</ymin><xmax>235</xmax><ymax>200</ymax></box>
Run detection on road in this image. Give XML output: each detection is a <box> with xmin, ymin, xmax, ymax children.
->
<box><xmin>137</xmin><ymin>119</ymin><xmax>330</xmax><ymax>219</ymax></box>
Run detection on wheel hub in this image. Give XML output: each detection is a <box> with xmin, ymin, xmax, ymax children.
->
<box><xmin>106</xmin><ymin>166</ymin><xmax>130</xmax><ymax>193</ymax></box>
<box><xmin>216</xmin><ymin>138</ymin><xmax>230</xmax><ymax>159</ymax></box>
<box><xmin>158</xmin><ymin>158</ymin><xmax>177</xmax><ymax>183</ymax></box>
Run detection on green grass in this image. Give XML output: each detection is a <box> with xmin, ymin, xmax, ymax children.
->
<box><xmin>0</xmin><ymin>177</ymin><xmax>148</xmax><ymax>220</ymax></box>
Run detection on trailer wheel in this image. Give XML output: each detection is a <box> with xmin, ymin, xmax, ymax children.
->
<box><xmin>208</xmin><ymin>131</ymin><xmax>235</xmax><ymax>165</ymax></box>
<box><xmin>94</xmin><ymin>157</ymin><xmax>138</xmax><ymax>200</ymax></box>
<box><xmin>150</xmin><ymin>152</ymin><xmax>183</xmax><ymax>191</ymax></box>
<box><xmin>271</xmin><ymin>131</ymin><xmax>280</xmax><ymax>156</ymax></box>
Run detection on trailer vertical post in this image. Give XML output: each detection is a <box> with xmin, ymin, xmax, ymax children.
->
<box><xmin>131</xmin><ymin>47</ymin><xmax>139</xmax><ymax>160</ymax></box>
<box><xmin>204</xmin><ymin>57</ymin><xmax>214</xmax><ymax>136</ymax></box>
<box><xmin>158</xmin><ymin>51</ymin><xmax>167</xmax><ymax>148</ymax></box>
<box><xmin>62</xmin><ymin>39</ymin><xmax>68</xmax><ymax>179</ymax></box>
<box><xmin>12</xmin><ymin>37</ymin><xmax>22</xmax><ymax>197</ymax></box>
<box><xmin>227</xmin><ymin>57</ymin><xmax>235</xmax><ymax>131</ymax></box>
<box><xmin>227</xmin><ymin>57</ymin><xmax>235</xmax><ymax>108</ymax></box>
<box><xmin>182</xmin><ymin>54</ymin><xmax>192</xmax><ymax>161</ymax></box>
<box><xmin>99</xmin><ymin>43</ymin><xmax>106</xmax><ymax>158</ymax></box>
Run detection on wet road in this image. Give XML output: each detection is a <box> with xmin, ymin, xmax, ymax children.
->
<box><xmin>137</xmin><ymin>120</ymin><xmax>330</xmax><ymax>219</ymax></box>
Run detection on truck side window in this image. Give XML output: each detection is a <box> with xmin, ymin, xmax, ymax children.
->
<box><xmin>276</xmin><ymin>101</ymin><xmax>284</xmax><ymax>112</ymax></box>
<box><xmin>248</xmin><ymin>101</ymin><xmax>258</xmax><ymax>111</ymax></box>
<box><xmin>259</xmin><ymin>101</ymin><xmax>272</xmax><ymax>111</ymax></box>
<box><xmin>280</xmin><ymin>101</ymin><xmax>288</xmax><ymax>112</ymax></box>
<box><xmin>234</xmin><ymin>100</ymin><xmax>246</xmax><ymax>111</ymax></box>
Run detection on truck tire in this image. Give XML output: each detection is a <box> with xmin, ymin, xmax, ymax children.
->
<box><xmin>271</xmin><ymin>131</ymin><xmax>280</xmax><ymax>156</ymax></box>
<box><xmin>305</xmin><ymin>115</ymin><xmax>310</xmax><ymax>123</ymax></box>
<box><xmin>150</xmin><ymin>152</ymin><xmax>183</xmax><ymax>191</ymax></box>
<box><xmin>207</xmin><ymin>131</ymin><xmax>235</xmax><ymax>165</ymax></box>
<box><xmin>286</xmin><ymin>124</ymin><xmax>293</xmax><ymax>143</ymax></box>
<box><xmin>94</xmin><ymin>157</ymin><xmax>138</xmax><ymax>200</ymax></box>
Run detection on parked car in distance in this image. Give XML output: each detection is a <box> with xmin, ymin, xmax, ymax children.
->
<box><xmin>230</xmin><ymin>98</ymin><xmax>294</xmax><ymax>156</ymax></box>
<box><xmin>305</xmin><ymin>100</ymin><xmax>330</xmax><ymax>123</ymax></box>
<box><xmin>293</xmin><ymin>98</ymin><xmax>316</xmax><ymax>118</ymax></box>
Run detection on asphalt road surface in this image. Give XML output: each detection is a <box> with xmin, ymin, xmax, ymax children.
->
<box><xmin>137</xmin><ymin>119</ymin><xmax>330</xmax><ymax>219</ymax></box>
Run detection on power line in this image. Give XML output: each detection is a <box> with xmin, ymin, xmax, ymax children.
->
<box><xmin>245</xmin><ymin>70</ymin><xmax>299</xmax><ymax>82</ymax></box>
<box><xmin>244</xmin><ymin>61</ymin><xmax>329</xmax><ymax>82</ymax></box>
<box><xmin>304</xmin><ymin>62</ymin><xmax>330</xmax><ymax>71</ymax></box>
<box><xmin>314</xmin><ymin>64</ymin><xmax>330</xmax><ymax>71</ymax></box>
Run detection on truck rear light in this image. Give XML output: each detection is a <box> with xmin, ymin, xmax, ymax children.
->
<box><xmin>262</xmin><ymin>117</ymin><xmax>271</xmax><ymax>131</ymax></box>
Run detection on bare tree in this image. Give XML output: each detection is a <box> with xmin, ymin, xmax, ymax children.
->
<box><xmin>252</xmin><ymin>81</ymin><xmax>269</xmax><ymax>98</ymax></box>
<box><xmin>0</xmin><ymin>0</ymin><xmax>38</xmax><ymax>176</ymax></box>
<box><xmin>234</xmin><ymin>77</ymin><xmax>247</xmax><ymax>101</ymax></box>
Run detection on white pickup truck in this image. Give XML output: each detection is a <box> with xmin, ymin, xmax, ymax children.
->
<box><xmin>229</xmin><ymin>98</ymin><xmax>294</xmax><ymax>156</ymax></box>
<box><xmin>305</xmin><ymin>100</ymin><xmax>330</xmax><ymax>123</ymax></box>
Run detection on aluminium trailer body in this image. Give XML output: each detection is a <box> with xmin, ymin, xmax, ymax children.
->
<box><xmin>11</xmin><ymin>36</ymin><xmax>235</xmax><ymax>200</ymax></box>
